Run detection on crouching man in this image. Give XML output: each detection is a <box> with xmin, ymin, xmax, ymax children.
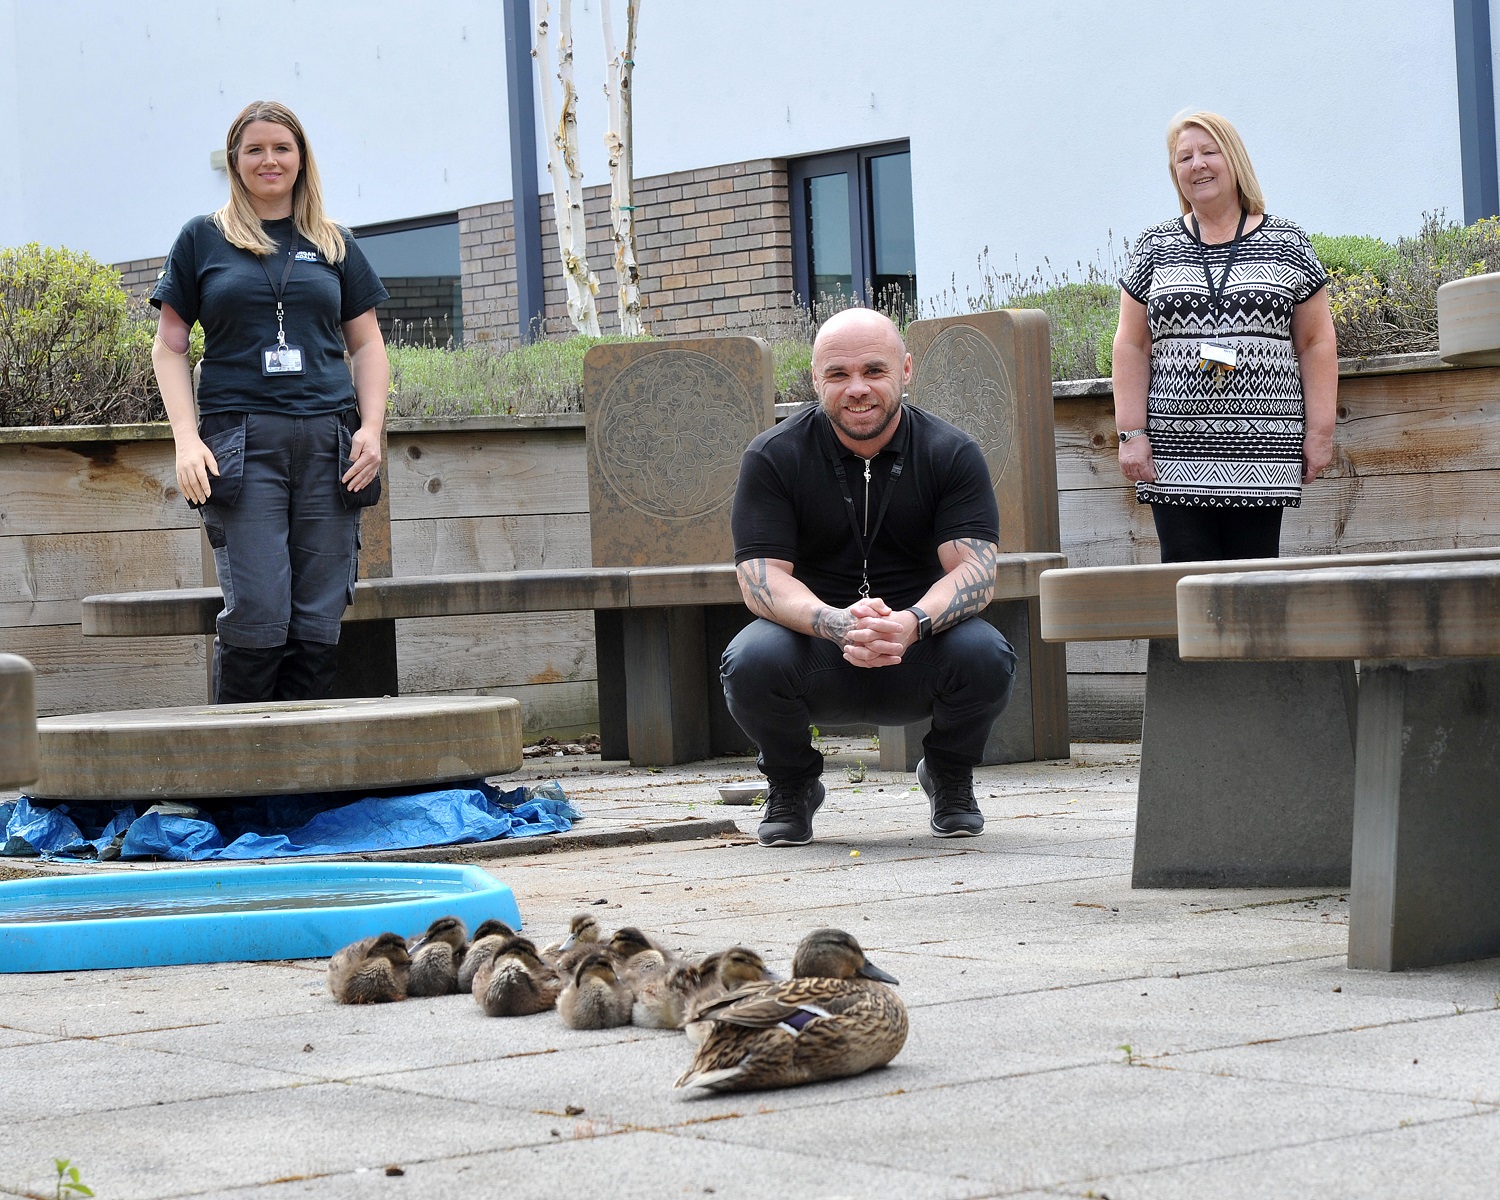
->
<box><xmin>721</xmin><ymin>308</ymin><xmax>1016</xmax><ymax>846</ymax></box>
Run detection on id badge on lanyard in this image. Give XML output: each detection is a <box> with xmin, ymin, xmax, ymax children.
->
<box><xmin>260</xmin><ymin>234</ymin><xmax>306</xmax><ymax>376</ymax></box>
<box><xmin>1192</xmin><ymin>209</ymin><xmax>1247</xmax><ymax>391</ymax></box>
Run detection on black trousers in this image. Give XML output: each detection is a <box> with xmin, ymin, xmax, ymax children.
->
<box><xmin>720</xmin><ymin>616</ymin><xmax>1016</xmax><ymax>782</ymax></box>
<box><xmin>1150</xmin><ymin>503</ymin><xmax>1285</xmax><ymax>563</ymax></box>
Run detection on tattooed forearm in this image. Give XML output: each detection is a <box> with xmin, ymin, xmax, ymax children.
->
<box><xmin>736</xmin><ymin>559</ymin><xmax>775</xmax><ymax>617</ymax></box>
<box><xmin>811</xmin><ymin>606</ymin><xmax>854</xmax><ymax>644</ymax></box>
<box><xmin>933</xmin><ymin>539</ymin><xmax>998</xmax><ymax>632</ymax></box>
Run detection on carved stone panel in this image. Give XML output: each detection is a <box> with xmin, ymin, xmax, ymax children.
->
<box><xmin>907</xmin><ymin>310</ymin><xmax>1059</xmax><ymax>555</ymax></box>
<box><xmin>585</xmin><ymin>338</ymin><xmax>776</xmax><ymax>566</ymax></box>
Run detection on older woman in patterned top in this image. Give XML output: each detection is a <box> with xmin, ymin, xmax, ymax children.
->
<box><xmin>1111</xmin><ymin>110</ymin><xmax>1337</xmax><ymax>562</ymax></box>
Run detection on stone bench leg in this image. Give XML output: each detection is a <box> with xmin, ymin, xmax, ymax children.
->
<box><xmin>1349</xmin><ymin>660</ymin><xmax>1500</xmax><ymax>971</ymax></box>
<box><xmin>624</xmin><ymin>607</ymin><xmax>710</xmax><ymax>766</ymax></box>
<box><xmin>1</xmin><ymin>654</ymin><xmax>39</xmax><ymax>789</ymax></box>
<box><xmin>879</xmin><ymin>598</ymin><xmax>1067</xmax><ymax>771</ymax></box>
<box><xmin>1132</xmin><ymin>639</ymin><xmax>1357</xmax><ymax>888</ymax></box>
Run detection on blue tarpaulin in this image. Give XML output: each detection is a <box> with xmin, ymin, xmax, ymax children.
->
<box><xmin>1</xmin><ymin>781</ymin><xmax>581</xmax><ymax>862</ymax></box>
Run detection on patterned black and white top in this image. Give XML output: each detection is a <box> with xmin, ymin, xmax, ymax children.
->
<box><xmin>1120</xmin><ymin>214</ymin><xmax>1328</xmax><ymax>507</ymax></box>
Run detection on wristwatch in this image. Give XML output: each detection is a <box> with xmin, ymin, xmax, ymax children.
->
<box><xmin>908</xmin><ymin>606</ymin><xmax>932</xmax><ymax>641</ymax></box>
<box><xmin>1118</xmin><ymin>428</ymin><xmax>1148</xmax><ymax>443</ymax></box>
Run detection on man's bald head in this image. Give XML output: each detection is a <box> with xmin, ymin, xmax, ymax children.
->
<box><xmin>810</xmin><ymin>307</ymin><xmax>912</xmax><ymax>456</ymax></box>
<box><xmin>812</xmin><ymin>308</ymin><xmax>905</xmax><ymax>367</ymax></box>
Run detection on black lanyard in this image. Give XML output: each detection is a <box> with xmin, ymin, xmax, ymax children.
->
<box><xmin>257</xmin><ymin>231</ymin><xmax>299</xmax><ymax>348</ymax></box>
<box><xmin>821</xmin><ymin>413</ymin><xmax>906</xmax><ymax>599</ymax></box>
<box><xmin>1188</xmin><ymin>208</ymin><xmax>1248</xmax><ymax>332</ymax></box>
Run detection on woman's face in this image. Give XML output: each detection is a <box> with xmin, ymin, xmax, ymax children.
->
<box><xmin>1173</xmin><ymin>125</ymin><xmax>1236</xmax><ymax>213</ymax></box>
<box><xmin>235</xmin><ymin>120</ymin><xmax>301</xmax><ymax>216</ymax></box>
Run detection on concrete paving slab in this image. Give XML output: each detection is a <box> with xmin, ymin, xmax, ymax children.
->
<box><xmin>241</xmin><ymin>1128</ymin><xmax>1021</xmax><ymax>1200</ymax></box>
<box><xmin>110</xmin><ymin>991</ymin><xmax>654</xmax><ymax>1082</ymax></box>
<box><xmin>670</xmin><ymin>1065</ymin><xmax>1474</xmax><ymax>1194</ymax></box>
<box><xmin>1081</xmin><ymin>1107</ymin><xmax>1500</xmax><ymax>1200</ymax></box>
<box><xmin>0</xmin><ymin>959</ymin><xmax>325</xmax><ymax>1038</ymax></box>
<box><xmin>0</xmin><ymin>1037</ymin><xmax>308</xmax><ymax>1122</ymax></box>
<box><xmin>8</xmin><ymin>740</ymin><xmax>1500</xmax><ymax>1199</ymax></box>
<box><xmin>1161</xmin><ymin>1006</ymin><xmax>1500</xmax><ymax>1105</ymax></box>
<box><xmin>0</xmin><ymin>1080</ymin><xmax>598</xmax><ymax>1200</ymax></box>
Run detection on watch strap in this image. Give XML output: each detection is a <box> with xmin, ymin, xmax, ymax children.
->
<box><xmin>1118</xmin><ymin>428</ymin><xmax>1148</xmax><ymax>442</ymax></box>
<box><xmin>908</xmin><ymin>606</ymin><xmax>932</xmax><ymax>641</ymax></box>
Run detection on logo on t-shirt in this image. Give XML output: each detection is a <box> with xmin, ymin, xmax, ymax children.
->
<box><xmin>295</xmin><ymin>250</ymin><xmax>319</xmax><ymax>263</ymax></box>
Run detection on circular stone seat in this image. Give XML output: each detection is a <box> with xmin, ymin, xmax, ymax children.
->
<box><xmin>1</xmin><ymin>654</ymin><xmax>39</xmax><ymax>789</ymax></box>
<box><xmin>31</xmin><ymin>696</ymin><xmax>523</xmax><ymax>801</ymax></box>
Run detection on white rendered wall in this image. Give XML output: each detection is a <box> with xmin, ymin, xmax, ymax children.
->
<box><xmin>1</xmin><ymin>0</ymin><xmax>1472</xmax><ymax>305</ymax></box>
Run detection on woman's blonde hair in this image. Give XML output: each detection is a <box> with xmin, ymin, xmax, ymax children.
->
<box><xmin>1166</xmin><ymin>110</ymin><xmax>1266</xmax><ymax>216</ymax></box>
<box><xmin>214</xmin><ymin>100</ymin><xmax>346</xmax><ymax>263</ymax></box>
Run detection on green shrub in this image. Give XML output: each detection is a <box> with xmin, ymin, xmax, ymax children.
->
<box><xmin>387</xmin><ymin>335</ymin><xmax>650</xmax><ymax>418</ymax></box>
<box><xmin>0</xmin><ymin>243</ymin><xmax>164</xmax><ymax>426</ymax></box>
<box><xmin>1327</xmin><ymin>212</ymin><xmax>1500</xmax><ymax>358</ymax></box>
<box><xmin>1309</xmin><ymin>233</ymin><xmax>1400</xmax><ymax>283</ymax></box>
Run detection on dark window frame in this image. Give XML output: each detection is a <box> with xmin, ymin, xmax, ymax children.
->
<box><xmin>788</xmin><ymin>139</ymin><xmax>912</xmax><ymax>309</ymax></box>
<box><xmin>349</xmin><ymin>211</ymin><xmax>460</xmax><ymax>239</ymax></box>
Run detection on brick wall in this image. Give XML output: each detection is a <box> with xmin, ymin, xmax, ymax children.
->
<box><xmin>380</xmin><ymin>276</ymin><xmax>463</xmax><ymax>346</ymax></box>
<box><xmin>118</xmin><ymin>257</ymin><xmax>166</xmax><ymax>299</ymax></box>
<box><xmin>460</xmin><ymin>157</ymin><xmax>796</xmax><ymax>347</ymax></box>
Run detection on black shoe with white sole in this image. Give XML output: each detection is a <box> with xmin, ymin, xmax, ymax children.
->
<box><xmin>916</xmin><ymin>758</ymin><xmax>984</xmax><ymax>838</ymax></box>
<box><xmin>756</xmin><ymin>776</ymin><xmax>826</xmax><ymax>846</ymax></box>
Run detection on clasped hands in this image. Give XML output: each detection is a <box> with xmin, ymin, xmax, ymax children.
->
<box><xmin>836</xmin><ymin>597</ymin><xmax>916</xmax><ymax>669</ymax></box>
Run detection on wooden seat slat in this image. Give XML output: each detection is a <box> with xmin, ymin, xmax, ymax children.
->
<box><xmin>1040</xmin><ymin>546</ymin><xmax>1500</xmax><ymax>643</ymax></box>
<box><xmin>82</xmin><ymin>553</ymin><xmax>1068</xmax><ymax>639</ymax></box>
<box><xmin>1177</xmin><ymin>560</ymin><xmax>1500</xmax><ymax>661</ymax></box>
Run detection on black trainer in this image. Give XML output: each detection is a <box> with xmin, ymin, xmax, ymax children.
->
<box><xmin>916</xmin><ymin>758</ymin><xmax>984</xmax><ymax>838</ymax></box>
<box><xmin>756</xmin><ymin>776</ymin><xmax>826</xmax><ymax>846</ymax></box>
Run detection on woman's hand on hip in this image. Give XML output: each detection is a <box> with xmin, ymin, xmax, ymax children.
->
<box><xmin>1118</xmin><ymin>435</ymin><xmax>1157</xmax><ymax>484</ymax></box>
<box><xmin>1302</xmin><ymin>430</ymin><xmax>1334</xmax><ymax>484</ymax></box>
<box><xmin>343</xmin><ymin>425</ymin><xmax>383</xmax><ymax>492</ymax></box>
<box><xmin>175</xmin><ymin>436</ymin><xmax>219</xmax><ymax>506</ymax></box>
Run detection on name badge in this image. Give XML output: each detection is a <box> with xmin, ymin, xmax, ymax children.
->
<box><xmin>1199</xmin><ymin>340</ymin><xmax>1237</xmax><ymax>371</ymax></box>
<box><xmin>262</xmin><ymin>345</ymin><xmax>306</xmax><ymax>376</ymax></box>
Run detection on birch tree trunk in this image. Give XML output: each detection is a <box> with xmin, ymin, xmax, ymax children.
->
<box><xmin>602</xmin><ymin>0</ymin><xmax>644</xmax><ymax>335</ymax></box>
<box><xmin>533</xmin><ymin>0</ymin><xmax>601</xmax><ymax>336</ymax></box>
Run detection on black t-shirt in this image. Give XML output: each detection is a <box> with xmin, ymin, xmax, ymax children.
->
<box><xmin>151</xmin><ymin>214</ymin><xmax>388</xmax><ymax>417</ymax></box>
<box><xmin>732</xmin><ymin>403</ymin><xmax>1000</xmax><ymax>610</ymax></box>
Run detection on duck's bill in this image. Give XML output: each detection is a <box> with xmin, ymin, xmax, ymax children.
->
<box><xmin>559</xmin><ymin>932</ymin><xmax>578</xmax><ymax>951</ymax></box>
<box><xmin>857</xmin><ymin>961</ymin><xmax>900</xmax><ymax>985</ymax></box>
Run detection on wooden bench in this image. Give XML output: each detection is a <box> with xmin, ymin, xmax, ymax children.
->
<box><xmin>1178</xmin><ymin>560</ymin><xmax>1500</xmax><ymax>970</ymax></box>
<box><xmin>1</xmin><ymin>654</ymin><xmax>39</xmax><ymax>790</ymax></box>
<box><xmin>1039</xmin><ymin>547</ymin><xmax>1500</xmax><ymax>888</ymax></box>
<box><xmin>85</xmin><ymin>553</ymin><xmax>1066</xmax><ymax>768</ymax></box>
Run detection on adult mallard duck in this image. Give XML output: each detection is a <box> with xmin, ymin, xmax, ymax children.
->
<box><xmin>636</xmin><ymin>946</ymin><xmax>774</xmax><ymax>1031</ymax></box>
<box><xmin>558</xmin><ymin>952</ymin><xmax>634</xmax><ymax>1030</ymax></box>
<box><xmin>406</xmin><ymin>915</ymin><xmax>468</xmax><ymax>997</ymax></box>
<box><xmin>457</xmin><ymin>918</ymin><xmax>517</xmax><ymax>994</ymax></box>
<box><xmin>473</xmin><ymin>936</ymin><xmax>563</xmax><ymax>1017</ymax></box>
<box><xmin>673</xmin><ymin>928</ymin><xmax>906</xmax><ymax>1093</ymax></box>
<box><xmin>327</xmin><ymin>931</ymin><xmax>411</xmax><ymax>1005</ymax></box>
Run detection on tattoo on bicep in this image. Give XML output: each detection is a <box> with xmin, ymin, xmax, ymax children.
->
<box><xmin>811</xmin><ymin>607</ymin><xmax>853</xmax><ymax>644</ymax></box>
<box><xmin>933</xmin><ymin>539</ymin><xmax>998</xmax><ymax>631</ymax></box>
<box><xmin>737</xmin><ymin>560</ymin><xmax>774</xmax><ymax>616</ymax></box>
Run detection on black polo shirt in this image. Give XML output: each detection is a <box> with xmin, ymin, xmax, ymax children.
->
<box><xmin>152</xmin><ymin>215</ymin><xmax>388</xmax><ymax>417</ymax></box>
<box><xmin>732</xmin><ymin>403</ymin><xmax>999</xmax><ymax>610</ymax></box>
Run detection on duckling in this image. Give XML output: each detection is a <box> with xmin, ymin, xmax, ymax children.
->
<box><xmin>636</xmin><ymin>946</ymin><xmax>773</xmax><ymax>1031</ymax></box>
<box><xmin>673</xmin><ymin>928</ymin><xmax>906</xmax><ymax>1093</ymax></box>
<box><xmin>327</xmin><ymin>932</ymin><xmax>411</xmax><ymax>1005</ymax></box>
<box><xmin>456</xmin><ymin>918</ymin><xmax>517</xmax><ymax>994</ymax></box>
<box><xmin>542</xmin><ymin>912</ymin><xmax>605</xmax><ymax>973</ymax></box>
<box><xmin>558</xmin><ymin>952</ymin><xmax>634</xmax><ymax>1029</ymax></box>
<box><xmin>606</xmin><ymin>926</ymin><xmax>672</xmax><ymax>974</ymax></box>
<box><xmin>473</xmin><ymin>936</ymin><xmax>563</xmax><ymax>1017</ymax></box>
<box><xmin>406</xmin><ymin>915</ymin><xmax>469</xmax><ymax>997</ymax></box>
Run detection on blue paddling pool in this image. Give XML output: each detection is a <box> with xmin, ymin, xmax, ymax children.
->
<box><xmin>0</xmin><ymin>862</ymin><xmax>522</xmax><ymax>973</ymax></box>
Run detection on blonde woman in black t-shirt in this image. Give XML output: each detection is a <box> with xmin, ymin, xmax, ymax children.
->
<box><xmin>151</xmin><ymin>100</ymin><xmax>389</xmax><ymax>702</ymax></box>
